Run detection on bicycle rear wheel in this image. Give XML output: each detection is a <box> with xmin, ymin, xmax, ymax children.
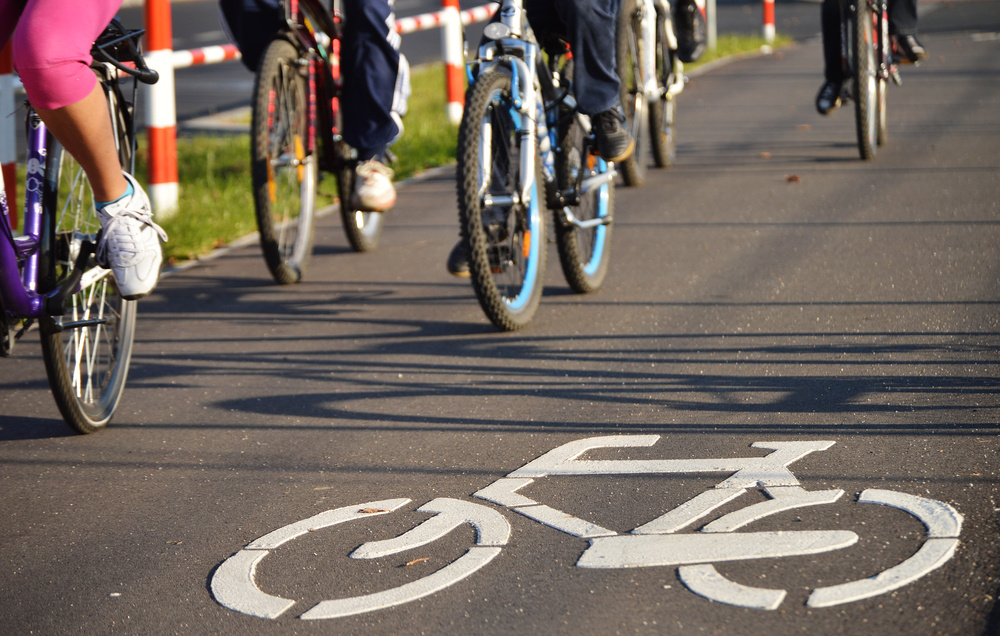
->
<box><xmin>875</xmin><ymin>3</ymin><xmax>888</xmax><ymax>147</ymax></box>
<box><xmin>39</xmin><ymin>92</ymin><xmax>137</xmax><ymax>434</ymax></box>
<box><xmin>456</xmin><ymin>68</ymin><xmax>547</xmax><ymax>331</ymax></box>
<box><xmin>251</xmin><ymin>38</ymin><xmax>317</xmax><ymax>284</ymax></box>
<box><xmin>615</xmin><ymin>0</ymin><xmax>650</xmax><ymax>186</ymax></box>
<box><xmin>852</xmin><ymin>0</ymin><xmax>878</xmax><ymax>160</ymax></box>
<box><xmin>650</xmin><ymin>13</ymin><xmax>677</xmax><ymax>168</ymax></box>
<box><xmin>336</xmin><ymin>159</ymin><xmax>384</xmax><ymax>252</ymax></box>
<box><xmin>554</xmin><ymin>115</ymin><xmax>614</xmax><ymax>294</ymax></box>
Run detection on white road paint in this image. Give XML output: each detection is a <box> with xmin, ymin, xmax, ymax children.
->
<box><xmin>513</xmin><ymin>504</ymin><xmax>617</xmax><ymax>538</ymax></box>
<box><xmin>352</xmin><ymin>498</ymin><xmax>511</xmax><ymax>558</ymax></box>
<box><xmin>246</xmin><ymin>499</ymin><xmax>410</xmax><ymax>549</ymax></box>
<box><xmin>300</xmin><ymin>547</ymin><xmax>503</xmax><ymax>620</ymax></box>
<box><xmin>678</xmin><ymin>564</ymin><xmax>787</xmax><ymax>610</ymax></box>
<box><xmin>805</xmin><ymin>489</ymin><xmax>964</xmax><ymax>608</ymax></box>
<box><xmin>211</xmin><ymin>498</ymin><xmax>508</xmax><ymax>620</ymax></box>
<box><xmin>807</xmin><ymin>538</ymin><xmax>959</xmax><ymax>608</ymax></box>
<box><xmin>474</xmin><ymin>477</ymin><xmax>537</xmax><ymax>507</ymax></box>
<box><xmin>210</xmin><ymin>437</ymin><xmax>964</xmax><ymax>619</ymax></box>
<box><xmin>632</xmin><ymin>489</ymin><xmax>746</xmax><ymax>535</ymax></box>
<box><xmin>508</xmin><ymin>436</ymin><xmax>837</xmax><ymax>489</ymax></box>
<box><xmin>211</xmin><ymin>549</ymin><xmax>296</xmax><ymax>620</ymax></box>
<box><xmin>700</xmin><ymin>487</ymin><xmax>845</xmax><ymax>533</ymax></box>
<box><xmin>577</xmin><ymin>531</ymin><xmax>859</xmax><ymax>568</ymax></box>
<box><xmin>858</xmin><ymin>489</ymin><xmax>964</xmax><ymax>537</ymax></box>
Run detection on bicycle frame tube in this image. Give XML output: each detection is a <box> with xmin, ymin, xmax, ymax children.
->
<box><xmin>0</xmin><ymin>112</ymin><xmax>49</xmax><ymax>319</ymax></box>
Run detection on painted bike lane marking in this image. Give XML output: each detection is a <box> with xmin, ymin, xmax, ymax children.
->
<box><xmin>210</xmin><ymin>436</ymin><xmax>963</xmax><ymax>619</ymax></box>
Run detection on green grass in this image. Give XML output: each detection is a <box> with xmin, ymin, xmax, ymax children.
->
<box><xmin>145</xmin><ymin>36</ymin><xmax>788</xmax><ymax>265</ymax></box>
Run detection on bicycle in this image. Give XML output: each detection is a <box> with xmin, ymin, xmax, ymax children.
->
<box><xmin>211</xmin><ymin>435</ymin><xmax>963</xmax><ymax>619</ymax></box>
<box><xmin>838</xmin><ymin>0</ymin><xmax>896</xmax><ymax>160</ymax></box>
<box><xmin>455</xmin><ymin>0</ymin><xmax>616</xmax><ymax>331</ymax></box>
<box><xmin>615</xmin><ymin>0</ymin><xmax>685</xmax><ymax>186</ymax></box>
<box><xmin>250</xmin><ymin>0</ymin><xmax>384</xmax><ymax>285</ymax></box>
<box><xmin>0</xmin><ymin>19</ymin><xmax>158</xmax><ymax>434</ymax></box>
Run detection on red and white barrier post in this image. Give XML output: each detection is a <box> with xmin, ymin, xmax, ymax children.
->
<box><xmin>1</xmin><ymin>43</ymin><xmax>16</xmax><ymax>229</ymax></box>
<box><xmin>441</xmin><ymin>0</ymin><xmax>464</xmax><ymax>125</ymax></box>
<box><xmin>762</xmin><ymin>0</ymin><xmax>775</xmax><ymax>44</ymax></box>
<box><xmin>144</xmin><ymin>0</ymin><xmax>179</xmax><ymax>218</ymax></box>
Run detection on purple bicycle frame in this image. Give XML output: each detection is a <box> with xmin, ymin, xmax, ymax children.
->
<box><xmin>0</xmin><ymin>112</ymin><xmax>49</xmax><ymax>319</ymax></box>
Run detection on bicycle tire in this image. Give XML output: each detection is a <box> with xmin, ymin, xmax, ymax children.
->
<box><xmin>336</xmin><ymin>159</ymin><xmax>384</xmax><ymax>253</ymax></box>
<box><xmin>615</xmin><ymin>0</ymin><xmax>649</xmax><ymax>186</ymax></box>
<box><xmin>852</xmin><ymin>0</ymin><xmax>878</xmax><ymax>160</ymax></box>
<box><xmin>649</xmin><ymin>13</ymin><xmax>677</xmax><ymax>168</ymax></box>
<box><xmin>554</xmin><ymin>115</ymin><xmax>615</xmax><ymax>294</ymax></box>
<box><xmin>39</xmin><ymin>87</ymin><xmax>137</xmax><ymax>434</ymax></box>
<box><xmin>456</xmin><ymin>67</ymin><xmax>547</xmax><ymax>331</ymax></box>
<box><xmin>251</xmin><ymin>38</ymin><xmax>317</xmax><ymax>284</ymax></box>
<box><xmin>875</xmin><ymin>4</ymin><xmax>888</xmax><ymax>147</ymax></box>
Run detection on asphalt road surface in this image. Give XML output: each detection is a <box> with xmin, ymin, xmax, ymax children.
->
<box><xmin>2</xmin><ymin>1</ymin><xmax>999</xmax><ymax>634</ymax></box>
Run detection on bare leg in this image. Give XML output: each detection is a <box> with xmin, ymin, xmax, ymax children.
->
<box><xmin>35</xmin><ymin>82</ymin><xmax>127</xmax><ymax>203</ymax></box>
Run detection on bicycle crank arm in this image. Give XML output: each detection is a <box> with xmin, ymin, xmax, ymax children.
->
<box><xmin>576</xmin><ymin>530</ymin><xmax>859</xmax><ymax>568</ymax></box>
<box><xmin>44</xmin><ymin>239</ymin><xmax>97</xmax><ymax>317</ymax></box>
<box><xmin>579</xmin><ymin>170</ymin><xmax>615</xmax><ymax>195</ymax></box>
<box><xmin>561</xmin><ymin>206</ymin><xmax>613</xmax><ymax>229</ymax></box>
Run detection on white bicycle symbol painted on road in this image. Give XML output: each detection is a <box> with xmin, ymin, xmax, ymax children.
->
<box><xmin>211</xmin><ymin>436</ymin><xmax>962</xmax><ymax>620</ymax></box>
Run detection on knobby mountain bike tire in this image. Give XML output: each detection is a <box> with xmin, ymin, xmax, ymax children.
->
<box><xmin>336</xmin><ymin>160</ymin><xmax>384</xmax><ymax>253</ymax></box>
<box><xmin>456</xmin><ymin>67</ymin><xmax>547</xmax><ymax>331</ymax></box>
<box><xmin>39</xmin><ymin>87</ymin><xmax>137</xmax><ymax>434</ymax></box>
<box><xmin>616</xmin><ymin>0</ymin><xmax>650</xmax><ymax>186</ymax></box>
<box><xmin>251</xmin><ymin>38</ymin><xmax>318</xmax><ymax>284</ymax></box>
<box><xmin>852</xmin><ymin>0</ymin><xmax>878</xmax><ymax>160</ymax></box>
<box><xmin>554</xmin><ymin>115</ymin><xmax>614</xmax><ymax>294</ymax></box>
<box><xmin>649</xmin><ymin>12</ymin><xmax>677</xmax><ymax>168</ymax></box>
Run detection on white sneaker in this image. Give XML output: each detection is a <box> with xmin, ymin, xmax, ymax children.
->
<box><xmin>95</xmin><ymin>172</ymin><xmax>168</xmax><ymax>300</ymax></box>
<box><xmin>351</xmin><ymin>159</ymin><xmax>396</xmax><ymax>212</ymax></box>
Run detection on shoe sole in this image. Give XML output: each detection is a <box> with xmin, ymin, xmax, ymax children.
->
<box><xmin>604</xmin><ymin>139</ymin><xmax>636</xmax><ymax>164</ymax></box>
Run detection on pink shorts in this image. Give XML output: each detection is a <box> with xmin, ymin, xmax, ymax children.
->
<box><xmin>1</xmin><ymin>0</ymin><xmax>122</xmax><ymax>110</ymax></box>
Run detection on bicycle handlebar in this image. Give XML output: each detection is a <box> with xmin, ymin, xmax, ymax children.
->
<box><xmin>92</xmin><ymin>18</ymin><xmax>159</xmax><ymax>85</ymax></box>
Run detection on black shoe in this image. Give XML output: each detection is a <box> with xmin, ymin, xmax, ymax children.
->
<box><xmin>594</xmin><ymin>106</ymin><xmax>635</xmax><ymax>162</ymax></box>
<box><xmin>446</xmin><ymin>240</ymin><xmax>470</xmax><ymax>278</ymax></box>
<box><xmin>675</xmin><ymin>0</ymin><xmax>707</xmax><ymax>64</ymax></box>
<box><xmin>894</xmin><ymin>34</ymin><xmax>927</xmax><ymax>64</ymax></box>
<box><xmin>815</xmin><ymin>81</ymin><xmax>843</xmax><ymax>115</ymax></box>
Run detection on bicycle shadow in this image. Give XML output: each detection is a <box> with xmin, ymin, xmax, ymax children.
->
<box><xmin>0</xmin><ymin>415</ymin><xmax>77</xmax><ymax>440</ymax></box>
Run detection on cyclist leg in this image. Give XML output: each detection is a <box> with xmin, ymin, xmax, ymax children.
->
<box><xmin>544</xmin><ymin>0</ymin><xmax>634</xmax><ymax>161</ymax></box>
<box><xmin>341</xmin><ymin>0</ymin><xmax>408</xmax><ymax>212</ymax></box>
<box><xmin>12</xmin><ymin>0</ymin><xmax>166</xmax><ymax>298</ymax></box>
<box><xmin>888</xmin><ymin>0</ymin><xmax>926</xmax><ymax>62</ymax></box>
<box><xmin>12</xmin><ymin>0</ymin><xmax>124</xmax><ymax>201</ymax></box>
<box><xmin>816</xmin><ymin>0</ymin><xmax>845</xmax><ymax>115</ymax></box>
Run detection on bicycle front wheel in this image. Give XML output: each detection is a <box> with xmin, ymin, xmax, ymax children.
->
<box><xmin>554</xmin><ymin>115</ymin><xmax>615</xmax><ymax>293</ymax></box>
<box><xmin>39</xmin><ymin>121</ymin><xmax>136</xmax><ymax>434</ymax></box>
<box><xmin>251</xmin><ymin>38</ymin><xmax>317</xmax><ymax>284</ymax></box>
<box><xmin>852</xmin><ymin>0</ymin><xmax>878</xmax><ymax>160</ymax></box>
<box><xmin>615</xmin><ymin>0</ymin><xmax>649</xmax><ymax>186</ymax></box>
<box><xmin>456</xmin><ymin>68</ymin><xmax>547</xmax><ymax>331</ymax></box>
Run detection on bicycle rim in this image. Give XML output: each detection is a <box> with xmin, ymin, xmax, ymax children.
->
<box><xmin>252</xmin><ymin>39</ymin><xmax>317</xmax><ymax>284</ymax></box>
<box><xmin>457</xmin><ymin>68</ymin><xmax>546</xmax><ymax>331</ymax></box>
<box><xmin>40</xmin><ymin>139</ymin><xmax>136</xmax><ymax>434</ymax></box>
